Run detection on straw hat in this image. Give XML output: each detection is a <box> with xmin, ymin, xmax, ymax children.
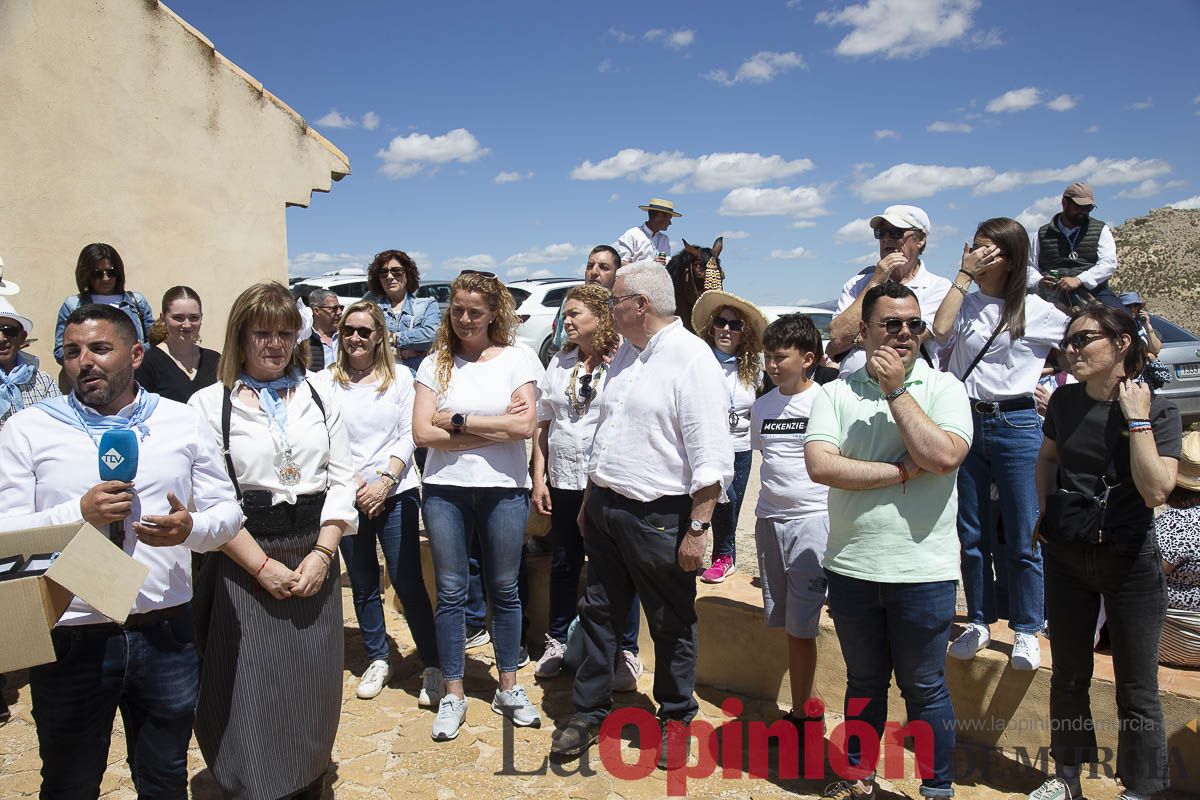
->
<box><xmin>638</xmin><ymin>198</ymin><xmax>683</xmax><ymax>218</ymax></box>
<box><xmin>1178</xmin><ymin>431</ymin><xmax>1200</xmax><ymax>492</ymax></box>
<box><xmin>0</xmin><ymin>256</ymin><xmax>20</xmax><ymax>296</ymax></box>
<box><xmin>691</xmin><ymin>290</ymin><xmax>768</xmax><ymax>340</ymax></box>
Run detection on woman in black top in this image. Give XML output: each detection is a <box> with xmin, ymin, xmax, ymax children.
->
<box><xmin>1029</xmin><ymin>304</ymin><xmax>1180</xmax><ymax>800</ymax></box>
<box><xmin>135</xmin><ymin>286</ymin><xmax>219</xmax><ymax>402</ymax></box>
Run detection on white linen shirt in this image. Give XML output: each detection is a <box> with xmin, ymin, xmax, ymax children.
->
<box><xmin>834</xmin><ymin>260</ymin><xmax>952</xmax><ymax>377</ymax></box>
<box><xmin>0</xmin><ymin>397</ymin><xmax>244</xmax><ymax>625</ymax></box>
<box><xmin>311</xmin><ymin>369</ymin><xmax>420</xmax><ymax>495</ymax></box>
<box><xmin>944</xmin><ymin>292</ymin><xmax>1069</xmax><ymax>401</ymax></box>
<box><xmin>537</xmin><ymin>349</ymin><xmax>608</xmax><ymax>491</ymax></box>
<box><xmin>1025</xmin><ymin>222</ymin><xmax>1117</xmax><ymax>290</ymax></box>
<box><xmin>588</xmin><ymin>319</ymin><xmax>733</xmax><ymax>501</ymax></box>
<box><xmin>614</xmin><ymin>224</ymin><xmax>670</xmax><ymax>266</ymax></box>
<box><xmin>189</xmin><ymin>378</ymin><xmax>359</xmax><ymax>533</ymax></box>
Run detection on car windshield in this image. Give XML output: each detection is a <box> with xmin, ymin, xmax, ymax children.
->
<box><xmin>1151</xmin><ymin>314</ymin><xmax>1199</xmax><ymax>344</ymax></box>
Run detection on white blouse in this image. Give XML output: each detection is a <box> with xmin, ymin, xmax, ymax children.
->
<box><xmin>715</xmin><ymin>354</ymin><xmax>759</xmax><ymax>452</ymax></box>
<box><xmin>537</xmin><ymin>348</ymin><xmax>609</xmax><ymax>491</ymax></box>
<box><xmin>190</xmin><ymin>378</ymin><xmax>359</xmax><ymax>533</ymax></box>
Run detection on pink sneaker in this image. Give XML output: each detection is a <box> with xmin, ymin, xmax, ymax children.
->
<box><xmin>701</xmin><ymin>554</ymin><xmax>735</xmax><ymax>584</ymax></box>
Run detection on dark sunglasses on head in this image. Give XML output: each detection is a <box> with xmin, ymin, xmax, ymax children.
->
<box><xmin>343</xmin><ymin>326</ymin><xmax>377</xmax><ymax>340</ymax></box>
<box><xmin>0</xmin><ymin>324</ymin><xmax>23</xmax><ymax>339</ymax></box>
<box><xmin>1062</xmin><ymin>331</ymin><xmax>1107</xmax><ymax>351</ymax></box>
<box><xmin>459</xmin><ymin>269</ymin><xmax>498</xmax><ymax>279</ymax></box>
<box><xmin>578</xmin><ymin>373</ymin><xmax>594</xmax><ymax>399</ymax></box>
<box><xmin>876</xmin><ymin>317</ymin><xmax>928</xmax><ymax>335</ymax></box>
<box><xmin>873</xmin><ymin>226</ymin><xmax>915</xmax><ymax>241</ymax></box>
<box><xmin>92</xmin><ymin>268</ymin><xmax>117</xmax><ymax>278</ymax></box>
<box><xmin>712</xmin><ymin>315</ymin><xmax>745</xmax><ymax>333</ymax></box>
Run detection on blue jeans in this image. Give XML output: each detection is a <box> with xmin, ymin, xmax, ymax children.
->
<box><xmin>423</xmin><ymin>484</ymin><xmax>529</xmax><ymax>681</ymax></box>
<box><xmin>825</xmin><ymin>571</ymin><xmax>957</xmax><ymax>798</ymax></box>
<box><xmin>957</xmin><ymin>406</ymin><xmax>1044</xmax><ymax>634</ymax></box>
<box><xmin>29</xmin><ymin>610</ymin><xmax>199</xmax><ymax>799</ymax></box>
<box><xmin>712</xmin><ymin>448</ymin><xmax>752</xmax><ymax>561</ymax></box>
<box><xmin>548</xmin><ymin>486</ymin><xmax>640</xmax><ymax>651</ymax></box>
<box><xmin>339</xmin><ymin>488</ymin><xmax>439</xmax><ymax>668</ymax></box>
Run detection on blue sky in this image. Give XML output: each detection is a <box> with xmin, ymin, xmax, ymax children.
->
<box><xmin>169</xmin><ymin>0</ymin><xmax>1200</xmax><ymax>306</ymax></box>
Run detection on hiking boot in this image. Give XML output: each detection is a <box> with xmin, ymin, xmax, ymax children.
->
<box><xmin>948</xmin><ymin>623</ymin><xmax>990</xmax><ymax>660</ymax></box>
<box><xmin>822</xmin><ymin>778</ymin><xmax>876</xmax><ymax>799</ymax></box>
<box><xmin>657</xmin><ymin>721</ymin><xmax>692</xmax><ymax>770</ymax></box>
<box><xmin>701</xmin><ymin>554</ymin><xmax>736</xmax><ymax>584</ymax></box>
<box><xmin>535</xmin><ymin>635</ymin><xmax>566</xmax><ymax>678</ymax></box>
<box><xmin>550</xmin><ymin>716</ymin><xmax>600</xmax><ymax>760</ymax></box>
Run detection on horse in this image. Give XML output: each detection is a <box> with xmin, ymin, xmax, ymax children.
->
<box><xmin>666</xmin><ymin>237</ymin><xmax>724</xmax><ymax>332</ymax></box>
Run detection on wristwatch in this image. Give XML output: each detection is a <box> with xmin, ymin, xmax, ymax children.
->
<box><xmin>688</xmin><ymin>519</ymin><xmax>711</xmax><ymax>536</ymax></box>
<box><xmin>451</xmin><ymin>412</ymin><xmax>466</xmax><ymax>433</ymax></box>
<box><xmin>884</xmin><ymin>386</ymin><xmax>907</xmax><ymax>402</ymax></box>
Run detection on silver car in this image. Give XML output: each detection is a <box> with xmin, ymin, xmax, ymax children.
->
<box><xmin>1151</xmin><ymin>314</ymin><xmax>1200</xmax><ymax>427</ymax></box>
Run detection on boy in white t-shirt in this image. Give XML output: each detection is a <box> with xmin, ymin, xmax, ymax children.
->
<box><xmin>750</xmin><ymin>313</ymin><xmax>831</xmax><ymax>734</ymax></box>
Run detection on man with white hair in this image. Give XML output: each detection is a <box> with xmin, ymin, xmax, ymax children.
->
<box><xmin>550</xmin><ymin>261</ymin><xmax>732</xmax><ymax>769</ymax></box>
<box><xmin>826</xmin><ymin>205</ymin><xmax>951</xmax><ymax>377</ymax></box>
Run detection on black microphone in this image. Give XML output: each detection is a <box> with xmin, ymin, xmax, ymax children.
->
<box><xmin>97</xmin><ymin>429</ymin><xmax>139</xmax><ymax>547</ymax></box>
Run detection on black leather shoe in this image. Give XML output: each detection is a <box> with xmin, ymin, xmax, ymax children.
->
<box><xmin>657</xmin><ymin>720</ymin><xmax>692</xmax><ymax>770</ymax></box>
<box><xmin>550</xmin><ymin>716</ymin><xmax>600</xmax><ymax>760</ymax></box>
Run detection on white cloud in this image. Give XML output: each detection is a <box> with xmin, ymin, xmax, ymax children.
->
<box><xmin>1168</xmin><ymin>195</ymin><xmax>1200</xmax><ymax>210</ymax></box>
<box><xmin>717</xmin><ymin>230</ymin><xmax>751</xmax><ymax>240</ymax></box>
<box><xmin>288</xmin><ymin>251</ymin><xmax>369</xmax><ymax>277</ymax></box>
<box><xmin>494</xmin><ymin>170</ymin><xmax>534</xmax><ymax>184</ymax></box>
<box><xmin>1015</xmin><ymin>196</ymin><xmax>1061</xmax><ymax>231</ymax></box>
<box><xmin>1045</xmin><ymin>94</ymin><xmax>1077</xmax><ymax>112</ymax></box>
<box><xmin>927</xmin><ymin>120</ymin><xmax>972</xmax><ymax>133</ymax></box>
<box><xmin>645</xmin><ymin>28</ymin><xmax>695</xmax><ymax>49</ymax></box>
<box><xmin>598</xmin><ymin>58</ymin><xmax>614</xmax><ymax>73</ymax></box>
<box><xmin>835</xmin><ymin>217</ymin><xmax>875</xmax><ymax>244</ymax></box>
<box><xmin>569</xmin><ymin>148</ymin><xmax>813</xmax><ymax>191</ymax></box>
<box><xmin>376</xmin><ymin>128</ymin><xmax>490</xmax><ymax>179</ymax></box>
<box><xmin>1116</xmin><ymin>179</ymin><xmax>1185</xmax><ymax>200</ymax></box>
<box><xmin>816</xmin><ymin>0</ymin><xmax>984</xmax><ymax>59</ymax></box>
<box><xmin>606</xmin><ymin>26</ymin><xmax>634</xmax><ymax>43</ymax></box>
<box><xmin>790</xmin><ymin>220</ymin><xmax>818</xmax><ymax>229</ymax></box>
<box><xmin>705</xmin><ymin>51</ymin><xmax>805</xmax><ymax>86</ymax></box>
<box><xmin>361</xmin><ymin>111</ymin><xmax>380</xmax><ymax>130</ymax></box>
<box><xmin>874</xmin><ymin>129</ymin><xmax>899</xmax><ymax>140</ymax></box>
<box><xmin>986</xmin><ymin>87</ymin><xmax>1042</xmax><ymax>113</ymax></box>
<box><xmin>718</xmin><ymin>185</ymin><xmax>829</xmax><ymax>219</ymax></box>
<box><xmin>316</xmin><ymin>109</ymin><xmax>356</xmax><ymax>129</ymax></box>
<box><xmin>857</xmin><ymin>163</ymin><xmax>995</xmax><ymax>201</ymax></box>
<box><xmin>1085</xmin><ymin>124</ymin><xmax>1100</xmax><ymax>134</ymax></box>
<box><xmin>975</xmin><ymin>156</ymin><xmax>1173</xmax><ymax>195</ymax></box>
<box><xmin>1126</xmin><ymin>97</ymin><xmax>1154</xmax><ymax>110</ymax></box>
<box><xmin>442</xmin><ymin>254</ymin><xmax>497</xmax><ymax>271</ymax></box>
<box><xmin>503</xmin><ymin>243</ymin><xmax>587</xmax><ymax>266</ymax></box>
<box><xmin>608</xmin><ymin>193</ymin><xmax>620</xmax><ymax>202</ymax></box>
<box><xmin>770</xmin><ymin>247</ymin><xmax>815</xmax><ymax>260</ymax></box>
<box><xmin>505</xmin><ymin>266</ymin><xmax>557</xmax><ymax>281</ymax></box>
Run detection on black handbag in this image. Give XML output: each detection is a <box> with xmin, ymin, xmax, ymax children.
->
<box><xmin>1041</xmin><ymin>452</ymin><xmax>1121</xmax><ymax>545</ymax></box>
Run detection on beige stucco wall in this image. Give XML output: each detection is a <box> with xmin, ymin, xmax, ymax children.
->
<box><xmin>0</xmin><ymin>0</ymin><xmax>349</xmax><ymax>367</ymax></box>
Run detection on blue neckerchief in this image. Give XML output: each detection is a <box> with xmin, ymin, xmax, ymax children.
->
<box><xmin>711</xmin><ymin>346</ymin><xmax>739</xmax><ymax>365</ymax></box>
<box><xmin>0</xmin><ymin>352</ymin><xmax>39</xmax><ymax>418</ymax></box>
<box><xmin>239</xmin><ymin>370</ymin><xmax>302</xmax><ymax>436</ymax></box>
<box><xmin>36</xmin><ymin>386</ymin><xmax>159</xmax><ymax>442</ymax></box>
<box><xmin>1055</xmin><ymin>216</ymin><xmax>1083</xmax><ymax>252</ymax></box>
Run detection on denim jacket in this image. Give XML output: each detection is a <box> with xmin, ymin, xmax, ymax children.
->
<box><xmin>55</xmin><ymin>291</ymin><xmax>156</xmax><ymax>364</ymax></box>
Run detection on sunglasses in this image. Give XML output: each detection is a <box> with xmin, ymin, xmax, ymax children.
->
<box><xmin>459</xmin><ymin>269</ymin><xmax>498</xmax><ymax>279</ymax></box>
<box><xmin>343</xmin><ymin>326</ymin><xmax>377</xmax><ymax>340</ymax></box>
<box><xmin>1062</xmin><ymin>331</ymin><xmax>1107</xmax><ymax>351</ymax></box>
<box><xmin>873</xmin><ymin>226</ymin><xmax>916</xmax><ymax>241</ymax></box>
<box><xmin>0</xmin><ymin>324</ymin><xmax>23</xmax><ymax>339</ymax></box>
<box><xmin>578</xmin><ymin>373</ymin><xmax>595</xmax><ymax>399</ymax></box>
<box><xmin>875</xmin><ymin>317</ymin><xmax>928</xmax><ymax>335</ymax></box>
<box><xmin>712</xmin><ymin>315</ymin><xmax>745</xmax><ymax>333</ymax></box>
<box><xmin>92</xmin><ymin>268</ymin><xmax>118</xmax><ymax>279</ymax></box>
<box><xmin>380</xmin><ymin>267</ymin><xmax>407</xmax><ymax>279</ymax></box>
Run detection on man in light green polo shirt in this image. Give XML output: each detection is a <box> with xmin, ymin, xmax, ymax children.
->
<box><xmin>804</xmin><ymin>281</ymin><xmax>971</xmax><ymax>800</ymax></box>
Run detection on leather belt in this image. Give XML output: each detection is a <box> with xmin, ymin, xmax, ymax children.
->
<box><xmin>68</xmin><ymin>603</ymin><xmax>187</xmax><ymax>633</ymax></box>
<box><xmin>970</xmin><ymin>397</ymin><xmax>1036</xmax><ymax>415</ymax></box>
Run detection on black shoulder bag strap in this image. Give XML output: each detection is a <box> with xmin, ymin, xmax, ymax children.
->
<box><xmin>959</xmin><ymin>320</ymin><xmax>1009</xmax><ymax>383</ymax></box>
<box><xmin>220</xmin><ymin>386</ymin><xmax>242</xmax><ymax>503</ymax></box>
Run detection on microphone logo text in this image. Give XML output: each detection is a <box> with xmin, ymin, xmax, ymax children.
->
<box><xmin>101</xmin><ymin>449</ymin><xmax>125</xmax><ymax>470</ymax></box>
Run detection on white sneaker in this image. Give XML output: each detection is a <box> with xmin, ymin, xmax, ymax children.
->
<box><xmin>356</xmin><ymin>659</ymin><xmax>391</xmax><ymax>700</ymax></box>
<box><xmin>1027</xmin><ymin>776</ymin><xmax>1078</xmax><ymax>800</ymax></box>
<box><xmin>948</xmin><ymin>623</ymin><xmax>991</xmax><ymax>660</ymax></box>
<box><xmin>418</xmin><ymin>667</ymin><xmax>445</xmax><ymax>708</ymax></box>
<box><xmin>1011</xmin><ymin>632</ymin><xmax>1042</xmax><ymax>671</ymax></box>
<box><xmin>535</xmin><ymin>635</ymin><xmax>566</xmax><ymax>678</ymax></box>
<box><xmin>612</xmin><ymin>649</ymin><xmax>643</xmax><ymax>693</ymax></box>
<box><xmin>491</xmin><ymin>684</ymin><xmax>541</xmax><ymax>727</ymax></box>
<box><xmin>464</xmin><ymin>626</ymin><xmax>491</xmax><ymax>650</ymax></box>
<box><xmin>431</xmin><ymin>694</ymin><xmax>468</xmax><ymax>741</ymax></box>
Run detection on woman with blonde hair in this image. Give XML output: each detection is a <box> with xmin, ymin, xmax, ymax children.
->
<box><xmin>189</xmin><ymin>281</ymin><xmax>357</xmax><ymax>800</ymax></box>
<box><xmin>136</xmin><ymin>285</ymin><xmax>220</xmax><ymax>402</ymax></box>
<box><xmin>691</xmin><ymin>290</ymin><xmax>768</xmax><ymax>584</ymax></box>
<box><xmin>311</xmin><ymin>300</ymin><xmax>442</xmax><ymax>705</ymax></box>
<box><xmin>531</xmin><ymin>284</ymin><xmax>642</xmax><ymax>687</ymax></box>
<box><xmin>413</xmin><ymin>270</ymin><xmax>543</xmax><ymax>741</ymax></box>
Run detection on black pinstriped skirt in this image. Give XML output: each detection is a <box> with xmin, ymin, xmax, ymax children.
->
<box><xmin>192</xmin><ymin>498</ymin><xmax>342</xmax><ymax>800</ymax></box>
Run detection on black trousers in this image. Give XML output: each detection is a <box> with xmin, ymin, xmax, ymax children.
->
<box><xmin>572</xmin><ymin>486</ymin><xmax>697</xmax><ymax>724</ymax></box>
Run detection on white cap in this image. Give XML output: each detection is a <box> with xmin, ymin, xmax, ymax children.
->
<box><xmin>0</xmin><ymin>297</ymin><xmax>32</xmax><ymax>334</ymax></box>
<box><xmin>869</xmin><ymin>205</ymin><xmax>931</xmax><ymax>235</ymax></box>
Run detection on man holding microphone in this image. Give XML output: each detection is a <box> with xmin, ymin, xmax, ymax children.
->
<box><xmin>0</xmin><ymin>304</ymin><xmax>243</xmax><ymax>798</ymax></box>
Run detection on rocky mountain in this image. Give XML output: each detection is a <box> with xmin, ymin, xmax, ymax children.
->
<box><xmin>1110</xmin><ymin>207</ymin><xmax>1200</xmax><ymax>334</ymax></box>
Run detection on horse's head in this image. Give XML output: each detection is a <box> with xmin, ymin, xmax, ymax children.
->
<box><xmin>681</xmin><ymin>237</ymin><xmax>724</xmax><ymax>288</ymax></box>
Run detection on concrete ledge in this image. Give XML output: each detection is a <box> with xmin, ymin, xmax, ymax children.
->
<box><xmin>394</xmin><ymin>539</ymin><xmax>1200</xmax><ymax>793</ymax></box>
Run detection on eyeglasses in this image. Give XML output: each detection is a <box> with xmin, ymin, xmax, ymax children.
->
<box><xmin>875</xmin><ymin>317</ymin><xmax>928</xmax><ymax>335</ymax></box>
<box><xmin>0</xmin><ymin>324</ymin><xmax>23</xmax><ymax>339</ymax></box>
<box><xmin>343</xmin><ymin>326</ymin><xmax>377</xmax><ymax>340</ymax></box>
<box><xmin>1062</xmin><ymin>331</ymin><xmax>1108</xmax><ymax>351</ymax></box>
<box><xmin>578</xmin><ymin>373</ymin><xmax>594</xmax><ymax>399</ymax></box>
<box><xmin>712</xmin><ymin>315</ymin><xmax>744</xmax><ymax>333</ymax></box>
<box><xmin>316</xmin><ymin>304</ymin><xmax>343</xmax><ymax>313</ymax></box>
<box><xmin>380</xmin><ymin>267</ymin><xmax>407</xmax><ymax>279</ymax></box>
<box><xmin>92</xmin><ymin>268</ymin><xmax>117</xmax><ymax>279</ymax></box>
<box><xmin>459</xmin><ymin>269</ymin><xmax>498</xmax><ymax>279</ymax></box>
<box><xmin>873</xmin><ymin>227</ymin><xmax>916</xmax><ymax>241</ymax></box>
<box><xmin>607</xmin><ymin>294</ymin><xmax>641</xmax><ymax>309</ymax></box>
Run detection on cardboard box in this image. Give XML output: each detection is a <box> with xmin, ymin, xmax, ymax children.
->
<box><xmin>0</xmin><ymin>522</ymin><xmax>149</xmax><ymax>672</ymax></box>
